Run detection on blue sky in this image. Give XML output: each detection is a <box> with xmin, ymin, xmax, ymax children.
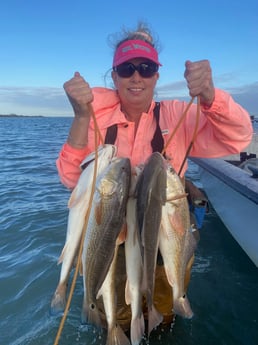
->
<box><xmin>1</xmin><ymin>0</ymin><xmax>258</xmax><ymax>116</ymax></box>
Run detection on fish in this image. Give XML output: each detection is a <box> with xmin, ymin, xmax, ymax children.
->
<box><xmin>50</xmin><ymin>144</ymin><xmax>117</xmax><ymax>314</ymax></box>
<box><xmin>125</xmin><ymin>190</ymin><xmax>145</xmax><ymax>345</ymax></box>
<box><xmin>99</xmin><ymin>242</ymin><xmax>130</xmax><ymax>345</ymax></box>
<box><xmin>134</xmin><ymin>152</ymin><xmax>167</xmax><ymax>336</ymax></box>
<box><xmin>81</xmin><ymin>157</ymin><xmax>131</xmax><ymax>345</ymax></box>
<box><xmin>159</xmin><ymin>163</ymin><xmax>198</xmax><ymax>318</ymax></box>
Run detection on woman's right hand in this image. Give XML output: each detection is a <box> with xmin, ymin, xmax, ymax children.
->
<box><xmin>63</xmin><ymin>72</ymin><xmax>94</xmax><ymax>118</ymax></box>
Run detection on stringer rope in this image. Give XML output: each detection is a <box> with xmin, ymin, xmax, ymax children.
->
<box><xmin>178</xmin><ymin>96</ymin><xmax>200</xmax><ymax>176</ymax></box>
<box><xmin>53</xmin><ymin>105</ymin><xmax>103</xmax><ymax>345</ymax></box>
<box><xmin>161</xmin><ymin>96</ymin><xmax>195</xmax><ymax>155</ymax></box>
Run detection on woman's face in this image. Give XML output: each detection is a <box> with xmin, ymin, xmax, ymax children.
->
<box><xmin>112</xmin><ymin>58</ymin><xmax>159</xmax><ymax>110</ymax></box>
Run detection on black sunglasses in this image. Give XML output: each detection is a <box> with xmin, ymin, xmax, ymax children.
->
<box><xmin>113</xmin><ymin>62</ymin><xmax>159</xmax><ymax>78</ymax></box>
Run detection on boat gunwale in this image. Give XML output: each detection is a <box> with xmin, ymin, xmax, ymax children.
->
<box><xmin>190</xmin><ymin>157</ymin><xmax>258</xmax><ymax>205</ymax></box>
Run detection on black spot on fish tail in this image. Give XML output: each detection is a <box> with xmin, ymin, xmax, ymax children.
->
<box><xmin>173</xmin><ymin>295</ymin><xmax>194</xmax><ymax>319</ymax></box>
<box><xmin>81</xmin><ymin>300</ymin><xmax>102</xmax><ymax>329</ymax></box>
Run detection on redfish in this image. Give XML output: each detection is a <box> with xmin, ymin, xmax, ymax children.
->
<box><xmin>51</xmin><ymin>144</ymin><xmax>116</xmax><ymax>314</ymax></box>
<box><xmin>125</xmin><ymin>193</ymin><xmax>145</xmax><ymax>345</ymax></box>
<box><xmin>81</xmin><ymin>157</ymin><xmax>131</xmax><ymax>345</ymax></box>
<box><xmin>135</xmin><ymin>152</ymin><xmax>167</xmax><ymax>336</ymax></box>
<box><xmin>159</xmin><ymin>163</ymin><xmax>198</xmax><ymax>318</ymax></box>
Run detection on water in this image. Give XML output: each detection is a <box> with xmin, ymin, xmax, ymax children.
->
<box><xmin>1</xmin><ymin>117</ymin><xmax>258</xmax><ymax>345</ymax></box>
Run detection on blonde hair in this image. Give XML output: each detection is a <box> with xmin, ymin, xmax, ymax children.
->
<box><xmin>108</xmin><ymin>21</ymin><xmax>161</xmax><ymax>52</ymax></box>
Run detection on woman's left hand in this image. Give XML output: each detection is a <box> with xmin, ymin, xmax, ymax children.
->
<box><xmin>184</xmin><ymin>60</ymin><xmax>215</xmax><ymax>107</ymax></box>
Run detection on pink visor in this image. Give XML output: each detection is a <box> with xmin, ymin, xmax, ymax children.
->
<box><xmin>112</xmin><ymin>39</ymin><xmax>161</xmax><ymax>67</ymax></box>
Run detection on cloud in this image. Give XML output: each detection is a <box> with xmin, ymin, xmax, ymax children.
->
<box><xmin>0</xmin><ymin>86</ymin><xmax>72</xmax><ymax>116</ymax></box>
<box><xmin>155</xmin><ymin>80</ymin><xmax>188</xmax><ymax>100</ymax></box>
<box><xmin>155</xmin><ymin>80</ymin><xmax>258</xmax><ymax>116</ymax></box>
<box><xmin>0</xmin><ymin>80</ymin><xmax>257</xmax><ymax>117</ymax></box>
<box><xmin>222</xmin><ymin>82</ymin><xmax>258</xmax><ymax>115</ymax></box>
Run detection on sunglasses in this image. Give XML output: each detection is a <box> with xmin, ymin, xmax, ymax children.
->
<box><xmin>113</xmin><ymin>62</ymin><xmax>159</xmax><ymax>78</ymax></box>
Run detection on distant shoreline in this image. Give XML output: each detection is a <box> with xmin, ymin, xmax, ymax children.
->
<box><xmin>0</xmin><ymin>114</ymin><xmax>73</xmax><ymax>118</ymax></box>
<box><xmin>0</xmin><ymin>114</ymin><xmax>44</xmax><ymax>118</ymax></box>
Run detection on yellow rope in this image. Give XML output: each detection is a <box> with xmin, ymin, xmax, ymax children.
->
<box><xmin>161</xmin><ymin>96</ymin><xmax>195</xmax><ymax>155</ymax></box>
<box><xmin>53</xmin><ymin>105</ymin><xmax>101</xmax><ymax>345</ymax></box>
<box><xmin>178</xmin><ymin>96</ymin><xmax>201</xmax><ymax>176</ymax></box>
<box><xmin>160</xmin><ymin>95</ymin><xmax>200</xmax><ymax>177</ymax></box>
<box><xmin>90</xmin><ymin>104</ymin><xmax>104</xmax><ymax>145</ymax></box>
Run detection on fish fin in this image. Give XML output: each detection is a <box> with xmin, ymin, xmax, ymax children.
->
<box><xmin>50</xmin><ymin>284</ymin><xmax>67</xmax><ymax>315</ymax></box>
<box><xmin>160</xmin><ymin>219</ymin><xmax>170</xmax><ymax>240</ymax></box>
<box><xmin>148</xmin><ymin>305</ymin><xmax>163</xmax><ymax>336</ymax></box>
<box><xmin>81</xmin><ymin>298</ymin><xmax>102</xmax><ymax>329</ymax></box>
<box><xmin>106</xmin><ymin>324</ymin><xmax>131</xmax><ymax>345</ymax></box>
<box><xmin>173</xmin><ymin>295</ymin><xmax>193</xmax><ymax>319</ymax></box>
<box><xmin>96</xmin><ymin>288</ymin><xmax>102</xmax><ymax>300</ymax></box>
<box><xmin>67</xmin><ymin>188</ymin><xmax>78</xmax><ymax>208</ymax></box>
<box><xmin>131</xmin><ymin>314</ymin><xmax>145</xmax><ymax>345</ymax></box>
<box><xmin>94</xmin><ymin>200</ymin><xmax>103</xmax><ymax>225</ymax></box>
<box><xmin>163</xmin><ymin>264</ymin><xmax>175</xmax><ymax>287</ymax></box>
<box><xmin>184</xmin><ymin>232</ymin><xmax>198</xmax><ymax>267</ymax></box>
<box><xmin>57</xmin><ymin>243</ymin><xmax>67</xmax><ymax>264</ymax></box>
<box><xmin>116</xmin><ymin>222</ymin><xmax>127</xmax><ymax>245</ymax></box>
<box><xmin>68</xmin><ymin>185</ymin><xmax>86</xmax><ymax>208</ymax></box>
<box><xmin>170</xmin><ymin>212</ymin><xmax>185</xmax><ymax>237</ymax></box>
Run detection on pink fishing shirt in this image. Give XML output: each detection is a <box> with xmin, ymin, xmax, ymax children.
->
<box><xmin>56</xmin><ymin>87</ymin><xmax>253</xmax><ymax>189</ymax></box>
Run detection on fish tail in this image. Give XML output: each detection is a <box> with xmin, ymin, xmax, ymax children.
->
<box><xmin>148</xmin><ymin>305</ymin><xmax>163</xmax><ymax>336</ymax></box>
<box><xmin>173</xmin><ymin>295</ymin><xmax>194</xmax><ymax>319</ymax></box>
<box><xmin>130</xmin><ymin>314</ymin><xmax>145</xmax><ymax>345</ymax></box>
<box><xmin>81</xmin><ymin>299</ymin><xmax>102</xmax><ymax>329</ymax></box>
<box><xmin>50</xmin><ymin>283</ymin><xmax>67</xmax><ymax>315</ymax></box>
<box><xmin>106</xmin><ymin>324</ymin><xmax>131</xmax><ymax>345</ymax></box>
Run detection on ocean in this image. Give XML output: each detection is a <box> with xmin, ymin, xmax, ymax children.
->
<box><xmin>1</xmin><ymin>116</ymin><xmax>257</xmax><ymax>345</ymax></box>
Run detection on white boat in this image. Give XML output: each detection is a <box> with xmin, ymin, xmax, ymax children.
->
<box><xmin>190</xmin><ymin>152</ymin><xmax>258</xmax><ymax>267</ymax></box>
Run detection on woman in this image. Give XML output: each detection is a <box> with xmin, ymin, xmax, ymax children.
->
<box><xmin>57</xmin><ymin>25</ymin><xmax>252</xmax><ymax>188</ymax></box>
<box><xmin>56</xmin><ymin>23</ymin><xmax>252</xmax><ymax>330</ymax></box>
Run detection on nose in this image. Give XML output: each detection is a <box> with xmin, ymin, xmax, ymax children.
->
<box><xmin>131</xmin><ymin>70</ymin><xmax>141</xmax><ymax>80</ymax></box>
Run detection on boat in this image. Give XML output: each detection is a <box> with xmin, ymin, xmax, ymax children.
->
<box><xmin>189</xmin><ymin>133</ymin><xmax>258</xmax><ymax>268</ymax></box>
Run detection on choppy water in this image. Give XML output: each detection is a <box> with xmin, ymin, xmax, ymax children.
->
<box><xmin>1</xmin><ymin>117</ymin><xmax>257</xmax><ymax>345</ymax></box>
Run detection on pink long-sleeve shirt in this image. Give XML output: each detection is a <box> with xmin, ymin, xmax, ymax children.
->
<box><xmin>56</xmin><ymin>87</ymin><xmax>253</xmax><ymax>189</ymax></box>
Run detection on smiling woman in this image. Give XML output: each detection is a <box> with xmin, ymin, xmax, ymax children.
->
<box><xmin>58</xmin><ymin>21</ymin><xmax>252</xmax><ymax>184</ymax></box>
<box><xmin>54</xmin><ymin>20</ymin><xmax>252</xmax><ymax>345</ymax></box>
